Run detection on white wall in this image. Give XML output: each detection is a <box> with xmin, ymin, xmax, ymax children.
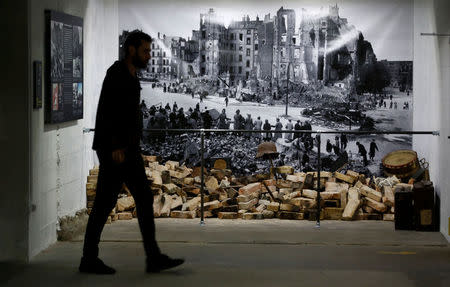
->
<box><xmin>413</xmin><ymin>0</ymin><xmax>450</xmax><ymax>241</ymax></box>
<box><xmin>28</xmin><ymin>0</ymin><xmax>118</xmax><ymax>258</ymax></box>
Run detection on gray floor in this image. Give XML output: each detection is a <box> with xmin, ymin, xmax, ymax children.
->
<box><xmin>2</xmin><ymin>219</ymin><xmax>449</xmax><ymax>287</ymax></box>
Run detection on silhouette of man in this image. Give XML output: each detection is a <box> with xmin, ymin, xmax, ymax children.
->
<box><xmin>80</xmin><ymin>31</ymin><xmax>184</xmax><ymax>275</ymax></box>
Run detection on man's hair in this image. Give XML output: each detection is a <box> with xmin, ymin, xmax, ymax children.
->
<box><xmin>123</xmin><ymin>30</ymin><xmax>152</xmax><ymax>56</ymax></box>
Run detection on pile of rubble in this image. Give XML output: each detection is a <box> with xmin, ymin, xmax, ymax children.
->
<box><xmin>142</xmin><ymin>134</ymin><xmax>292</xmax><ymax>176</ymax></box>
<box><xmin>85</xmin><ymin>157</ymin><xmax>406</xmax><ymax>223</ymax></box>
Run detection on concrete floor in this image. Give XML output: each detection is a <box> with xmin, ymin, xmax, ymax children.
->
<box><xmin>2</xmin><ymin>219</ymin><xmax>449</xmax><ymax>287</ymax></box>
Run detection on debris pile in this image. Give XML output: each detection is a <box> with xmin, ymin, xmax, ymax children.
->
<box><xmin>142</xmin><ymin>134</ymin><xmax>320</xmax><ymax>177</ymax></box>
<box><xmin>86</xmin><ymin>158</ymin><xmax>403</xmax><ymax>223</ymax></box>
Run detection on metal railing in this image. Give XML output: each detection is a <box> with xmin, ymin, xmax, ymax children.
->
<box><xmin>83</xmin><ymin>127</ymin><xmax>440</xmax><ymax>228</ymax></box>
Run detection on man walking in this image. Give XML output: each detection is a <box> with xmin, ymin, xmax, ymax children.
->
<box><xmin>369</xmin><ymin>139</ymin><xmax>379</xmax><ymax>161</ymax></box>
<box><xmin>340</xmin><ymin>133</ymin><xmax>348</xmax><ymax>150</ymax></box>
<box><xmin>80</xmin><ymin>31</ymin><xmax>184</xmax><ymax>275</ymax></box>
<box><xmin>356</xmin><ymin>141</ymin><xmax>368</xmax><ymax>166</ymax></box>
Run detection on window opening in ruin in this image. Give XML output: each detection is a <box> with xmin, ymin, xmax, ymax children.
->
<box><xmin>309</xmin><ymin>29</ymin><xmax>316</xmax><ymax>47</ymax></box>
<box><xmin>319</xmin><ymin>30</ymin><xmax>325</xmax><ymax>48</ymax></box>
<box><xmin>254</xmin><ymin>44</ymin><xmax>258</xmax><ymax>50</ymax></box>
<box><xmin>246</xmin><ymin>60</ymin><xmax>250</xmax><ymax>67</ymax></box>
<box><xmin>282</xmin><ymin>15</ymin><xmax>288</xmax><ymax>33</ymax></box>
<box><xmin>247</xmin><ymin>29</ymin><xmax>251</xmax><ymax>34</ymax></box>
<box><xmin>202</xmin><ymin>31</ymin><xmax>206</xmax><ymax>39</ymax></box>
<box><xmin>247</xmin><ymin>38</ymin><xmax>251</xmax><ymax>45</ymax></box>
<box><xmin>246</xmin><ymin>48</ymin><xmax>250</xmax><ymax>56</ymax></box>
<box><xmin>239</xmin><ymin>66</ymin><xmax>242</xmax><ymax>73</ymax></box>
<box><xmin>239</xmin><ymin>55</ymin><xmax>242</xmax><ymax>62</ymax></box>
<box><xmin>239</xmin><ymin>33</ymin><xmax>243</xmax><ymax>41</ymax></box>
<box><xmin>292</xmin><ymin>37</ymin><xmax>296</xmax><ymax>44</ymax></box>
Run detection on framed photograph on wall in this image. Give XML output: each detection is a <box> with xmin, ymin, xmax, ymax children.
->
<box><xmin>45</xmin><ymin>10</ymin><xmax>83</xmax><ymax>124</ymax></box>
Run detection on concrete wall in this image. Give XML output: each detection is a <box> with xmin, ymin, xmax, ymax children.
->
<box><xmin>28</xmin><ymin>0</ymin><xmax>118</xmax><ymax>258</ymax></box>
<box><xmin>413</xmin><ymin>0</ymin><xmax>450</xmax><ymax>241</ymax></box>
<box><xmin>0</xmin><ymin>0</ymin><xmax>31</xmax><ymax>262</ymax></box>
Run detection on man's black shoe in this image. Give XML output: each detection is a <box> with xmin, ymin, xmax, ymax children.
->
<box><xmin>146</xmin><ymin>254</ymin><xmax>185</xmax><ymax>273</ymax></box>
<box><xmin>79</xmin><ymin>257</ymin><xmax>116</xmax><ymax>274</ymax></box>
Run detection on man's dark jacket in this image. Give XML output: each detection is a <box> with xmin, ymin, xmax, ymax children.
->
<box><xmin>92</xmin><ymin>61</ymin><xmax>142</xmax><ymax>151</ymax></box>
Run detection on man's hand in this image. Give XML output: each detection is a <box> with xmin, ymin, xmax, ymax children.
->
<box><xmin>112</xmin><ymin>149</ymin><xmax>125</xmax><ymax>163</ymax></box>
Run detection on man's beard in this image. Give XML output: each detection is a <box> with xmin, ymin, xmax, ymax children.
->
<box><xmin>133</xmin><ymin>56</ymin><xmax>148</xmax><ymax>69</ymax></box>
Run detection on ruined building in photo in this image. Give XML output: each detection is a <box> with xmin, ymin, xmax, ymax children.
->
<box><xmin>298</xmin><ymin>4</ymin><xmax>363</xmax><ymax>88</ymax></box>
<box><xmin>226</xmin><ymin>15</ymin><xmax>263</xmax><ymax>86</ymax></box>
<box><xmin>198</xmin><ymin>8</ymin><xmax>227</xmax><ymax>78</ymax></box>
<box><xmin>382</xmin><ymin>60</ymin><xmax>413</xmax><ymax>91</ymax></box>
<box><xmin>120</xmin><ymin>5</ymin><xmax>381</xmax><ymax>91</ymax></box>
<box><xmin>271</xmin><ymin>7</ymin><xmax>297</xmax><ymax>91</ymax></box>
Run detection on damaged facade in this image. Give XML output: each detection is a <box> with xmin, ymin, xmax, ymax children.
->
<box><xmin>122</xmin><ymin>5</ymin><xmax>382</xmax><ymax>90</ymax></box>
<box><xmin>198</xmin><ymin>8</ymin><xmax>227</xmax><ymax>78</ymax></box>
<box><xmin>382</xmin><ymin>60</ymin><xmax>413</xmax><ymax>91</ymax></box>
<box><xmin>226</xmin><ymin>15</ymin><xmax>262</xmax><ymax>86</ymax></box>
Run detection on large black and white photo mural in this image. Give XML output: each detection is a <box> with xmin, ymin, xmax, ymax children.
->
<box><xmin>119</xmin><ymin>0</ymin><xmax>413</xmax><ymax>176</ymax></box>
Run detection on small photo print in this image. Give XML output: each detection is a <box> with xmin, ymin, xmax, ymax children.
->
<box><xmin>72</xmin><ymin>82</ymin><xmax>83</xmax><ymax>108</ymax></box>
<box><xmin>52</xmin><ymin>83</ymin><xmax>62</xmax><ymax>111</ymax></box>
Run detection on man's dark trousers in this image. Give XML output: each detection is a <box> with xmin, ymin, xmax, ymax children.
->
<box><xmin>83</xmin><ymin>148</ymin><xmax>160</xmax><ymax>260</ymax></box>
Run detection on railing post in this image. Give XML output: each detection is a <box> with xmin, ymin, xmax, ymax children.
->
<box><xmin>315</xmin><ymin>131</ymin><xmax>321</xmax><ymax>228</ymax></box>
<box><xmin>200</xmin><ymin>129</ymin><xmax>205</xmax><ymax>226</ymax></box>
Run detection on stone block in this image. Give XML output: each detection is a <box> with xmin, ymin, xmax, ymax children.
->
<box><xmin>365</xmin><ymin>197</ymin><xmax>387</xmax><ymax>213</ymax></box>
<box><xmin>334</xmin><ymin>172</ymin><xmax>356</xmax><ymax>184</ymax></box>
<box><xmin>118</xmin><ymin>212</ymin><xmax>133</xmax><ymax>220</ymax></box>
<box><xmin>278</xmin><ymin>212</ymin><xmax>304</xmax><ymax>220</ymax></box>
<box><xmin>267</xmin><ymin>202</ymin><xmax>280</xmax><ymax>212</ymax></box>
<box><xmin>238</xmin><ymin>198</ymin><xmax>258</xmax><ymax>210</ymax></box>
<box><xmin>170</xmin><ymin>210</ymin><xmax>196</xmax><ymax>219</ymax></box>
<box><xmin>262</xmin><ymin>210</ymin><xmax>275</xmax><ymax>219</ymax></box>
<box><xmin>203</xmin><ymin>200</ymin><xmax>222</xmax><ymax>211</ymax></box>
<box><xmin>162</xmin><ymin>183</ymin><xmax>181</xmax><ymax>194</ymax></box>
<box><xmin>324</xmin><ymin>207</ymin><xmax>343</xmax><ymax>220</ymax></box>
<box><xmin>218</xmin><ymin>212</ymin><xmax>239</xmax><ymax>219</ymax></box>
<box><xmin>302</xmin><ymin>189</ymin><xmax>317</xmax><ymax>199</ymax></box>
<box><xmin>280</xmin><ymin>203</ymin><xmax>300</xmax><ymax>212</ymax></box>
<box><xmin>383</xmin><ymin>214</ymin><xmax>395</xmax><ymax>221</ymax></box>
<box><xmin>238</xmin><ymin>183</ymin><xmax>261</xmax><ymax>196</ymax></box>
<box><xmin>205</xmin><ymin>176</ymin><xmax>219</xmax><ymax>193</ymax></box>
<box><xmin>360</xmin><ymin>185</ymin><xmax>382</xmax><ymax>202</ymax></box>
